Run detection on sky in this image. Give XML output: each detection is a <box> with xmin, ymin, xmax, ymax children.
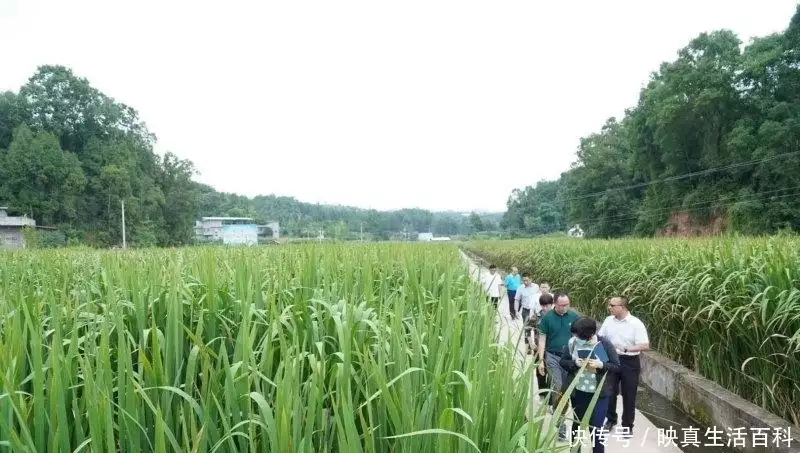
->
<box><xmin>1</xmin><ymin>0</ymin><xmax>798</xmax><ymax>213</ymax></box>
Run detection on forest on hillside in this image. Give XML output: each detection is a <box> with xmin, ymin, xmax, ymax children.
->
<box><xmin>0</xmin><ymin>68</ymin><xmax>497</xmax><ymax>247</ymax></box>
<box><xmin>504</xmin><ymin>5</ymin><xmax>800</xmax><ymax>238</ymax></box>
<box><xmin>6</xmin><ymin>6</ymin><xmax>800</xmax><ymax>245</ymax></box>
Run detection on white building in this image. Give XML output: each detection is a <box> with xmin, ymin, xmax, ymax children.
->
<box><xmin>194</xmin><ymin>217</ymin><xmax>279</xmax><ymax>245</ymax></box>
<box><xmin>568</xmin><ymin>224</ymin><xmax>585</xmax><ymax>238</ymax></box>
<box><xmin>418</xmin><ymin>232</ymin><xmax>451</xmax><ymax>242</ymax></box>
<box><xmin>0</xmin><ymin>207</ymin><xmax>36</xmax><ymax>249</ymax></box>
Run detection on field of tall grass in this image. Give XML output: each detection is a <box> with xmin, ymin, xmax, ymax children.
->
<box><xmin>462</xmin><ymin>237</ymin><xmax>800</xmax><ymax>427</ymax></box>
<box><xmin>0</xmin><ymin>243</ymin><xmax>578</xmax><ymax>452</ymax></box>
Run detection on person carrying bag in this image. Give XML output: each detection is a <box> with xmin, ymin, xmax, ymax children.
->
<box><xmin>559</xmin><ymin>317</ymin><xmax>621</xmax><ymax>453</ymax></box>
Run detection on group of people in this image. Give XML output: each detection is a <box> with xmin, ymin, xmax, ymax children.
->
<box><xmin>481</xmin><ymin>265</ymin><xmax>651</xmax><ymax>453</ymax></box>
<box><xmin>482</xmin><ymin>264</ymin><xmax>547</xmax><ymax>323</ymax></box>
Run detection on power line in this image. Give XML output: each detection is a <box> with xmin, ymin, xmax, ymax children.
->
<box><xmin>551</xmin><ymin>150</ymin><xmax>800</xmax><ymax>204</ymax></box>
<box><xmin>573</xmin><ymin>184</ymin><xmax>800</xmax><ymax>225</ymax></box>
<box><xmin>506</xmin><ymin>149</ymin><xmax>800</xmax><ymax>234</ymax></box>
<box><xmin>568</xmin><ymin>186</ymin><xmax>800</xmax><ymax>232</ymax></box>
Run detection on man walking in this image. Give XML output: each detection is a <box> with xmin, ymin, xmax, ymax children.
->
<box><xmin>504</xmin><ymin>266</ymin><xmax>522</xmax><ymax>319</ymax></box>
<box><xmin>528</xmin><ymin>292</ymin><xmax>554</xmax><ymax>401</ymax></box>
<box><xmin>525</xmin><ymin>292</ymin><xmax>553</xmax><ymax>356</ymax></box>
<box><xmin>514</xmin><ymin>273</ymin><xmax>540</xmax><ymax>323</ymax></box>
<box><xmin>599</xmin><ymin>296</ymin><xmax>650</xmax><ymax>437</ymax></box>
<box><xmin>537</xmin><ymin>291</ymin><xmax>580</xmax><ymax>440</ymax></box>
<box><xmin>481</xmin><ymin>264</ymin><xmax>502</xmax><ymax>307</ymax></box>
<box><xmin>540</xmin><ymin>282</ymin><xmax>551</xmax><ymax>296</ymax></box>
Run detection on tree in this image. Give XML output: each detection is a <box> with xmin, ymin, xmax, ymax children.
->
<box><xmin>432</xmin><ymin>216</ymin><xmax>460</xmax><ymax>236</ymax></box>
<box><xmin>0</xmin><ymin>92</ymin><xmax>25</xmax><ymax>150</ymax></box>
<box><xmin>502</xmin><ymin>5</ymin><xmax>800</xmax><ymax>238</ymax></box>
<box><xmin>332</xmin><ymin>221</ymin><xmax>349</xmax><ymax>240</ymax></box>
<box><xmin>19</xmin><ymin>65</ymin><xmax>154</xmax><ymax>154</ymax></box>
<box><xmin>0</xmin><ymin>64</ymin><xmax>498</xmax><ymax>245</ymax></box>
<box><xmin>157</xmin><ymin>152</ymin><xmax>199</xmax><ymax>245</ymax></box>
<box><xmin>468</xmin><ymin>212</ymin><xmax>484</xmax><ymax>232</ymax></box>
<box><xmin>503</xmin><ymin>179</ymin><xmax>567</xmax><ymax>236</ymax></box>
<box><xmin>0</xmin><ymin>125</ymin><xmax>85</xmax><ymax>226</ymax></box>
<box><xmin>562</xmin><ymin>118</ymin><xmax>641</xmax><ymax>237</ymax></box>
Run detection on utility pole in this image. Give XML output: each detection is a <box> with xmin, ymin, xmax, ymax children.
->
<box><xmin>360</xmin><ymin>222</ymin><xmax>363</xmax><ymax>242</ymax></box>
<box><xmin>121</xmin><ymin>199</ymin><xmax>127</xmax><ymax>249</ymax></box>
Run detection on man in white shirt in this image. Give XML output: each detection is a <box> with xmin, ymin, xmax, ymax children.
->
<box><xmin>598</xmin><ymin>296</ymin><xmax>650</xmax><ymax>437</ymax></box>
<box><xmin>513</xmin><ymin>273</ymin><xmax>541</xmax><ymax>322</ymax></box>
<box><xmin>481</xmin><ymin>264</ymin><xmax>502</xmax><ymax>308</ymax></box>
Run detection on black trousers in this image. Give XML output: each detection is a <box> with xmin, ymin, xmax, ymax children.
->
<box><xmin>607</xmin><ymin>354</ymin><xmax>641</xmax><ymax>429</ymax></box>
<box><xmin>507</xmin><ymin>290</ymin><xmax>517</xmax><ymax>317</ymax></box>
<box><xmin>536</xmin><ymin>367</ymin><xmax>548</xmax><ymax>396</ymax></box>
<box><xmin>521</xmin><ymin>307</ymin><xmax>532</xmax><ymax>323</ymax></box>
<box><xmin>523</xmin><ymin>317</ymin><xmax>534</xmax><ymax>350</ymax></box>
<box><xmin>527</xmin><ymin>325</ymin><xmax>548</xmax><ymax>395</ymax></box>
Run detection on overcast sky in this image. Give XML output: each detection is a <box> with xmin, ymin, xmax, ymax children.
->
<box><xmin>1</xmin><ymin>0</ymin><xmax>798</xmax><ymax>212</ymax></box>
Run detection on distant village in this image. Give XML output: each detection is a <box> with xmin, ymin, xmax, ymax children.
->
<box><xmin>0</xmin><ymin>209</ymin><xmax>457</xmax><ymax>249</ymax></box>
<box><xmin>1</xmin><ymin>207</ymin><xmax>588</xmax><ymax>249</ymax></box>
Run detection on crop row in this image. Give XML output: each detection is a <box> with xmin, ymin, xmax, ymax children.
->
<box><xmin>462</xmin><ymin>237</ymin><xmax>800</xmax><ymax>426</ymax></box>
<box><xmin>0</xmin><ymin>243</ymin><xmax>570</xmax><ymax>453</ymax></box>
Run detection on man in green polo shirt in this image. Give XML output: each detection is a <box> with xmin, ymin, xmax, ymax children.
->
<box><xmin>537</xmin><ymin>291</ymin><xmax>580</xmax><ymax>441</ymax></box>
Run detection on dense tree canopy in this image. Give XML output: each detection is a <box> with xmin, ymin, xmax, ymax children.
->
<box><xmin>0</xmin><ymin>66</ymin><xmax>191</xmax><ymax>247</ymax></box>
<box><xmin>204</xmin><ymin>189</ymin><xmax>500</xmax><ymax>240</ymax></box>
<box><xmin>0</xmin><ymin>67</ymin><xmax>499</xmax><ymax>246</ymax></box>
<box><xmin>504</xmin><ymin>6</ymin><xmax>800</xmax><ymax>238</ymax></box>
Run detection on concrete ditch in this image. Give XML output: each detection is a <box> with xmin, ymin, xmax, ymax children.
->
<box><xmin>639</xmin><ymin>350</ymin><xmax>800</xmax><ymax>453</ymax></box>
<box><xmin>461</xmin><ymin>248</ymin><xmax>800</xmax><ymax>453</ymax></box>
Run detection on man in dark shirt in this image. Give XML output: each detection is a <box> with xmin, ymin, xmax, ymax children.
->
<box><xmin>537</xmin><ymin>291</ymin><xmax>581</xmax><ymax>441</ymax></box>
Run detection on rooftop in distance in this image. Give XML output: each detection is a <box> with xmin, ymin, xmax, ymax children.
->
<box><xmin>0</xmin><ymin>207</ymin><xmax>36</xmax><ymax>227</ymax></box>
<box><xmin>200</xmin><ymin>217</ymin><xmax>256</xmax><ymax>221</ymax></box>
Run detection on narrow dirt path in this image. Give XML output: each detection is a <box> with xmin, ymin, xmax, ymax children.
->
<box><xmin>460</xmin><ymin>249</ymin><xmax>684</xmax><ymax>453</ymax></box>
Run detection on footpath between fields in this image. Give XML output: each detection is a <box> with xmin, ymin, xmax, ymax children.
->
<box><xmin>460</xmin><ymin>248</ymin><xmax>800</xmax><ymax>453</ymax></box>
<box><xmin>460</xmin><ymin>250</ymin><xmax>685</xmax><ymax>453</ymax></box>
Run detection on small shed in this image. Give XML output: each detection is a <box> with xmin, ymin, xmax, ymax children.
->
<box><xmin>568</xmin><ymin>224</ymin><xmax>585</xmax><ymax>238</ymax></box>
<box><xmin>0</xmin><ymin>207</ymin><xmax>36</xmax><ymax>249</ymax></box>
